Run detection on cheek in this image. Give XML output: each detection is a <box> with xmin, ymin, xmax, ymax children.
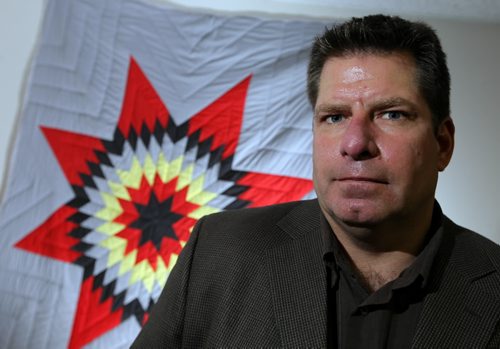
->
<box><xmin>382</xmin><ymin>137</ymin><xmax>436</xmax><ymax>184</ymax></box>
<box><xmin>312</xmin><ymin>135</ymin><xmax>332</xmax><ymax>188</ymax></box>
<box><xmin>313</xmin><ymin>135</ymin><xmax>334</xmax><ymax>171</ymax></box>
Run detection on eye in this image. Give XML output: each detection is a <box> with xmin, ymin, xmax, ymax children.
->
<box><xmin>380</xmin><ymin>111</ymin><xmax>405</xmax><ymax>120</ymax></box>
<box><xmin>325</xmin><ymin>114</ymin><xmax>345</xmax><ymax>124</ymax></box>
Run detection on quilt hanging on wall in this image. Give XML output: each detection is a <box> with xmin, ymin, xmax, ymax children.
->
<box><xmin>0</xmin><ymin>0</ymin><xmax>328</xmax><ymax>347</ymax></box>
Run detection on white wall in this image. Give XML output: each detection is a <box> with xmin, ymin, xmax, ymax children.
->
<box><xmin>1</xmin><ymin>0</ymin><xmax>499</xmax><ymax>242</ymax></box>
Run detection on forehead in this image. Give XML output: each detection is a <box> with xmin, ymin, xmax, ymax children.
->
<box><xmin>317</xmin><ymin>52</ymin><xmax>420</xmax><ymax>101</ymax></box>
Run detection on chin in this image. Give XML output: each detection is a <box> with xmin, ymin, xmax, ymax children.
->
<box><xmin>334</xmin><ymin>211</ymin><xmax>382</xmax><ymax>228</ymax></box>
<box><xmin>322</xmin><ymin>197</ymin><xmax>390</xmax><ymax>227</ymax></box>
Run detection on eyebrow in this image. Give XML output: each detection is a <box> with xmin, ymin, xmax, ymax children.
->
<box><xmin>369</xmin><ymin>97</ymin><xmax>419</xmax><ymax>111</ymax></box>
<box><xmin>315</xmin><ymin>97</ymin><xmax>419</xmax><ymax>116</ymax></box>
<box><xmin>314</xmin><ymin>104</ymin><xmax>350</xmax><ymax>116</ymax></box>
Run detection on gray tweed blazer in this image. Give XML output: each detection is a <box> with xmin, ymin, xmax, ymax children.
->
<box><xmin>132</xmin><ymin>199</ymin><xmax>500</xmax><ymax>348</ymax></box>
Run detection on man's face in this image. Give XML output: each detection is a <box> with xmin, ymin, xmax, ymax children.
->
<box><xmin>313</xmin><ymin>53</ymin><xmax>454</xmax><ymax>228</ymax></box>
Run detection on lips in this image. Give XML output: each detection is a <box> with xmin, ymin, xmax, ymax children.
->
<box><xmin>337</xmin><ymin>177</ymin><xmax>388</xmax><ymax>184</ymax></box>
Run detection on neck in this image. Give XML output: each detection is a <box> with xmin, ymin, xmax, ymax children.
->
<box><xmin>325</xmin><ymin>206</ymin><xmax>434</xmax><ymax>291</ymax></box>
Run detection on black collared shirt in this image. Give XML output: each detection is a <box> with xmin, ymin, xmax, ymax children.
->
<box><xmin>322</xmin><ymin>205</ymin><xmax>444</xmax><ymax>349</ymax></box>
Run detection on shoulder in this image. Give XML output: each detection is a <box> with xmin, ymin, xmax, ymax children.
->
<box><xmin>198</xmin><ymin>199</ymin><xmax>319</xmax><ymax>236</ymax></box>
<box><xmin>202</xmin><ymin>199</ymin><xmax>306</xmax><ymax>224</ymax></box>
<box><xmin>444</xmin><ymin>216</ymin><xmax>500</xmax><ymax>264</ymax></box>
<box><xmin>442</xmin><ymin>216</ymin><xmax>500</xmax><ymax>286</ymax></box>
<box><xmin>190</xmin><ymin>199</ymin><xmax>320</xmax><ymax>254</ymax></box>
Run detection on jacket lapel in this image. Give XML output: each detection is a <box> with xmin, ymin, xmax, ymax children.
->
<box><xmin>265</xmin><ymin>200</ymin><xmax>328</xmax><ymax>347</ymax></box>
<box><xmin>412</xmin><ymin>218</ymin><xmax>500</xmax><ymax>348</ymax></box>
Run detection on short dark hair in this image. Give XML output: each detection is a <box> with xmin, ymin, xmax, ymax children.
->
<box><xmin>307</xmin><ymin>14</ymin><xmax>450</xmax><ymax>128</ymax></box>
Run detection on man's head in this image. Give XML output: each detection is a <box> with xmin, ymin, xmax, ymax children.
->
<box><xmin>310</xmin><ymin>15</ymin><xmax>455</xmax><ymax>236</ymax></box>
<box><xmin>307</xmin><ymin>14</ymin><xmax>450</xmax><ymax>130</ymax></box>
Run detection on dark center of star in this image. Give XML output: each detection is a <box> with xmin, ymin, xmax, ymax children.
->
<box><xmin>130</xmin><ymin>193</ymin><xmax>182</xmax><ymax>249</ymax></box>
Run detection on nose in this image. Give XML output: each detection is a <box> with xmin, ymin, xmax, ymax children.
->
<box><xmin>340</xmin><ymin>115</ymin><xmax>379</xmax><ymax>160</ymax></box>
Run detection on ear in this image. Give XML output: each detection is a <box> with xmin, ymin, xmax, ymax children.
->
<box><xmin>436</xmin><ymin>117</ymin><xmax>455</xmax><ymax>172</ymax></box>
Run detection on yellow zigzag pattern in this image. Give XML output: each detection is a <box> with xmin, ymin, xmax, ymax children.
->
<box><xmin>90</xmin><ymin>152</ymin><xmax>220</xmax><ymax>293</ymax></box>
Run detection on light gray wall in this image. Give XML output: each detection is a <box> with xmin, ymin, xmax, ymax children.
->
<box><xmin>0</xmin><ymin>0</ymin><xmax>45</xmax><ymax>192</ymax></box>
<box><xmin>431</xmin><ymin>20</ymin><xmax>500</xmax><ymax>242</ymax></box>
<box><xmin>1</xmin><ymin>0</ymin><xmax>499</xmax><ymax>242</ymax></box>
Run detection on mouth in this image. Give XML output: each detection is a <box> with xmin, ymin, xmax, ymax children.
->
<box><xmin>337</xmin><ymin>177</ymin><xmax>388</xmax><ymax>184</ymax></box>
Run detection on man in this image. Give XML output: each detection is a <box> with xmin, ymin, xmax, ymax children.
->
<box><xmin>132</xmin><ymin>15</ymin><xmax>500</xmax><ymax>348</ymax></box>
